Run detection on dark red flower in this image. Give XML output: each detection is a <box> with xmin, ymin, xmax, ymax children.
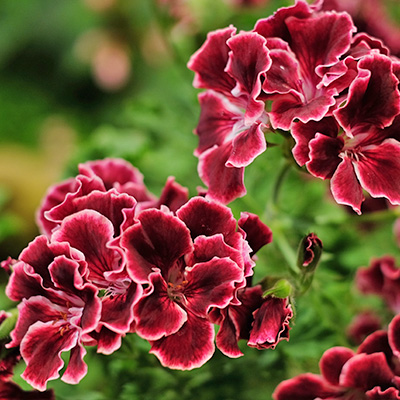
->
<box><xmin>5</xmin><ymin>236</ymin><xmax>102</xmax><ymax>390</ymax></box>
<box><xmin>120</xmin><ymin>197</ymin><xmax>267</xmax><ymax>369</ymax></box>
<box><xmin>347</xmin><ymin>311</ymin><xmax>382</xmax><ymax>345</ymax></box>
<box><xmin>188</xmin><ymin>27</ymin><xmax>271</xmax><ymax>203</ymax></box>
<box><xmin>254</xmin><ymin>0</ymin><xmax>356</xmax><ymax>130</ymax></box>
<box><xmin>292</xmin><ymin>54</ymin><xmax>400</xmax><ymax>213</ymax></box>
<box><xmin>356</xmin><ymin>255</ymin><xmax>400</xmax><ymax>314</ymax></box>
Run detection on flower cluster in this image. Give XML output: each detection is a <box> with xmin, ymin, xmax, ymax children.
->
<box><xmin>273</xmin><ymin>314</ymin><xmax>400</xmax><ymax>399</ymax></box>
<box><xmin>3</xmin><ymin>158</ymin><xmax>291</xmax><ymax>391</ymax></box>
<box><xmin>187</xmin><ymin>0</ymin><xmax>400</xmax><ymax>213</ymax></box>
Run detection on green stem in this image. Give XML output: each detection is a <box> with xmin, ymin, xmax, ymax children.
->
<box><xmin>272</xmin><ymin>160</ymin><xmax>292</xmax><ymax>206</ymax></box>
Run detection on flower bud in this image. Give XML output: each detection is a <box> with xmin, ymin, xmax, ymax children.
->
<box><xmin>297</xmin><ymin>233</ymin><xmax>323</xmax><ymax>272</ymax></box>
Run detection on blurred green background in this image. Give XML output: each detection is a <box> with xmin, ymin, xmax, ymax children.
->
<box><xmin>0</xmin><ymin>0</ymin><xmax>399</xmax><ymax>399</ymax></box>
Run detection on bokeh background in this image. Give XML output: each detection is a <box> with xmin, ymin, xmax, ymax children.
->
<box><xmin>0</xmin><ymin>0</ymin><xmax>399</xmax><ymax>399</ymax></box>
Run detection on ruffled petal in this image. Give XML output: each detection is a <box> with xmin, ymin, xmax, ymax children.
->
<box><xmin>95</xmin><ymin>326</ymin><xmax>123</xmax><ymax>355</ymax></box>
<box><xmin>214</xmin><ymin>285</ymin><xmax>263</xmax><ymax>358</ymax></box>
<box><xmin>149</xmin><ymin>313</ymin><xmax>215</xmax><ymax>370</ymax></box>
<box><xmin>197</xmin><ymin>143</ymin><xmax>246</xmax><ymax>204</ymax></box>
<box><xmin>36</xmin><ymin>178</ymin><xmax>79</xmax><ymax>237</ymax></box>
<box><xmin>248</xmin><ymin>296</ymin><xmax>292</xmax><ymax>350</ymax></box>
<box><xmin>121</xmin><ymin>208</ymin><xmax>193</xmax><ymax>283</ymax></box>
<box><xmin>227</xmin><ymin>123</ymin><xmax>267</xmax><ymax>168</ymax></box>
<box><xmin>238</xmin><ymin>212</ymin><xmax>272</xmax><ymax>255</ymax></box>
<box><xmin>176</xmin><ymin>196</ymin><xmax>239</xmax><ymax>247</ymax></box>
<box><xmin>188</xmin><ymin>234</ymin><xmax>243</xmax><ymax>268</ymax></box>
<box><xmin>51</xmin><ymin>209</ymin><xmax>124</xmax><ymax>285</ymax></box>
<box><xmin>292</xmin><ymin>117</ymin><xmax>340</xmax><ymax>166</ymax></box>
<box><xmin>225</xmin><ymin>31</ymin><xmax>270</xmax><ymax>121</ymax></box>
<box><xmin>339</xmin><ymin>352</ymin><xmax>394</xmax><ymax>391</ymax></box>
<box><xmin>330</xmin><ymin>157</ymin><xmax>364</xmax><ymax>214</ymax></box>
<box><xmin>134</xmin><ymin>271</ymin><xmax>187</xmax><ymax>341</ymax></box>
<box><xmin>354</xmin><ymin>139</ymin><xmax>400</xmax><ymax>206</ymax></box>
<box><xmin>187</xmin><ymin>26</ymin><xmax>236</xmax><ymax>93</ymax></box>
<box><xmin>20</xmin><ymin>321</ymin><xmax>79</xmax><ymax>391</ymax></box>
<box><xmin>194</xmin><ymin>90</ymin><xmax>240</xmax><ymax>155</ymax></box>
<box><xmin>388</xmin><ymin>315</ymin><xmax>400</xmax><ymax>359</ymax></box>
<box><xmin>184</xmin><ymin>257</ymin><xmax>243</xmax><ymax>317</ymax></box>
<box><xmin>334</xmin><ymin>54</ymin><xmax>400</xmax><ymax>134</ymax></box>
<box><xmin>62</xmin><ymin>344</ymin><xmax>87</xmax><ymax>385</ymax></box>
<box><xmin>100</xmin><ymin>281</ymin><xmax>142</xmax><ymax>334</ymax></box>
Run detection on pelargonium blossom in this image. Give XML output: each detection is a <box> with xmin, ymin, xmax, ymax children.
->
<box><xmin>120</xmin><ymin>196</ymin><xmax>272</xmax><ymax>369</ymax></box>
<box><xmin>37</xmin><ymin>157</ymin><xmax>188</xmax><ymax>236</ymax></box>
<box><xmin>187</xmin><ymin>0</ymin><xmax>385</xmax><ymax>205</ymax></box>
<box><xmin>35</xmin><ymin>158</ymin><xmax>187</xmax><ymax>353</ymax></box>
<box><xmin>188</xmin><ymin>27</ymin><xmax>271</xmax><ymax>203</ymax></box>
<box><xmin>355</xmin><ymin>255</ymin><xmax>400</xmax><ymax>314</ymax></box>
<box><xmin>273</xmin><ymin>314</ymin><xmax>400</xmax><ymax>399</ymax></box>
<box><xmin>5</xmin><ymin>236</ymin><xmax>102</xmax><ymax>391</ymax></box>
<box><xmin>254</xmin><ymin>0</ymin><xmax>356</xmax><ymax>130</ymax></box>
<box><xmin>291</xmin><ymin>54</ymin><xmax>400</xmax><ymax>213</ymax></box>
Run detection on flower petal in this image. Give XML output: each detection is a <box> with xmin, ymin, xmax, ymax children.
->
<box><xmin>197</xmin><ymin>143</ymin><xmax>246</xmax><ymax>204</ymax></box>
<box><xmin>51</xmin><ymin>209</ymin><xmax>123</xmax><ymax>285</ymax></box>
<box><xmin>225</xmin><ymin>31</ymin><xmax>270</xmax><ymax>121</ymax></box>
<box><xmin>62</xmin><ymin>344</ymin><xmax>87</xmax><ymax>385</ymax></box>
<box><xmin>273</xmin><ymin>373</ymin><xmax>340</xmax><ymax>400</ymax></box>
<box><xmin>185</xmin><ymin>257</ymin><xmax>243</xmax><ymax>317</ymax></box>
<box><xmin>226</xmin><ymin>123</ymin><xmax>267</xmax><ymax>168</ymax></box>
<box><xmin>20</xmin><ymin>321</ymin><xmax>79</xmax><ymax>391</ymax></box>
<box><xmin>134</xmin><ymin>271</ymin><xmax>187</xmax><ymax>341</ymax></box>
<box><xmin>248</xmin><ymin>296</ymin><xmax>292</xmax><ymax>349</ymax></box>
<box><xmin>149</xmin><ymin>313</ymin><xmax>215</xmax><ymax>370</ymax></box>
<box><xmin>334</xmin><ymin>54</ymin><xmax>400</xmax><ymax>134</ymax></box>
<box><xmin>330</xmin><ymin>157</ymin><xmax>364</xmax><ymax>214</ymax></box>
<box><xmin>339</xmin><ymin>352</ymin><xmax>394</xmax><ymax>391</ymax></box>
<box><xmin>121</xmin><ymin>208</ymin><xmax>193</xmax><ymax>283</ymax></box>
<box><xmin>354</xmin><ymin>139</ymin><xmax>400</xmax><ymax>206</ymax></box>
<box><xmin>319</xmin><ymin>346</ymin><xmax>355</xmax><ymax>386</ymax></box>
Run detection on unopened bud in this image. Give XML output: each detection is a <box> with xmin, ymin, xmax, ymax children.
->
<box><xmin>297</xmin><ymin>233</ymin><xmax>323</xmax><ymax>273</ymax></box>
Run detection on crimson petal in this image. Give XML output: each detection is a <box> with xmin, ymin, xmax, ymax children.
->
<box><xmin>134</xmin><ymin>271</ymin><xmax>187</xmax><ymax>341</ymax></box>
<box><xmin>51</xmin><ymin>210</ymin><xmax>124</xmax><ymax>285</ymax></box>
<box><xmin>330</xmin><ymin>157</ymin><xmax>364</xmax><ymax>214</ymax></box>
<box><xmin>273</xmin><ymin>373</ymin><xmax>340</xmax><ymax>400</ymax></box>
<box><xmin>319</xmin><ymin>346</ymin><xmax>355</xmax><ymax>386</ymax></box>
<box><xmin>225</xmin><ymin>32</ymin><xmax>270</xmax><ymax>121</ymax></box>
<box><xmin>121</xmin><ymin>208</ymin><xmax>193</xmax><ymax>283</ymax></box>
<box><xmin>20</xmin><ymin>321</ymin><xmax>79</xmax><ymax>391</ymax></box>
<box><xmin>149</xmin><ymin>313</ymin><xmax>215</xmax><ymax>370</ymax></box>
<box><xmin>184</xmin><ymin>257</ymin><xmax>243</xmax><ymax>317</ymax></box>
<box><xmin>339</xmin><ymin>352</ymin><xmax>394</xmax><ymax>391</ymax></box>
<box><xmin>197</xmin><ymin>143</ymin><xmax>246</xmax><ymax>204</ymax></box>
<box><xmin>187</xmin><ymin>26</ymin><xmax>236</xmax><ymax>93</ymax></box>
<box><xmin>354</xmin><ymin>139</ymin><xmax>400</xmax><ymax>206</ymax></box>
<box><xmin>227</xmin><ymin>123</ymin><xmax>267</xmax><ymax>168</ymax></box>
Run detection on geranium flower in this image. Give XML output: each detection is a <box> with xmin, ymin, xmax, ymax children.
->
<box><xmin>5</xmin><ymin>236</ymin><xmax>102</xmax><ymax>391</ymax></box>
<box><xmin>120</xmin><ymin>197</ymin><xmax>259</xmax><ymax>369</ymax></box>
<box><xmin>273</xmin><ymin>340</ymin><xmax>400</xmax><ymax>399</ymax></box>
<box><xmin>50</xmin><ymin>209</ymin><xmax>142</xmax><ymax>354</ymax></box>
<box><xmin>291</xmin><ymin>54</ymin><xmax>400</xmax><ymax>213</ymax></box>
<box><xmin>347</xmin><ymin>311</ymin><xmax>382</xmax><ymax>345</ymax></box>
<box><xmin>254</xmin><ymin>0</ymin><xmax>356</xmax><ymax>130</ymax></box>
<box><xmin>37</xmin><ymin>158</ymin><xmax>188</xmax><ymax>236</ymax></box>
<box><xmin>355</xmin><ymin>255</ymin><xmax>400</xmax><ymax>314</ymax></box>
<box><xmin>317</xmin><ymin>0</ymin><xmax>400</xmax><ymax>57</ymax></box>
<box><xmin>188</xmin><ymin>27</ymin><xmax>271</xmax><ymax>203</ymax></box>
